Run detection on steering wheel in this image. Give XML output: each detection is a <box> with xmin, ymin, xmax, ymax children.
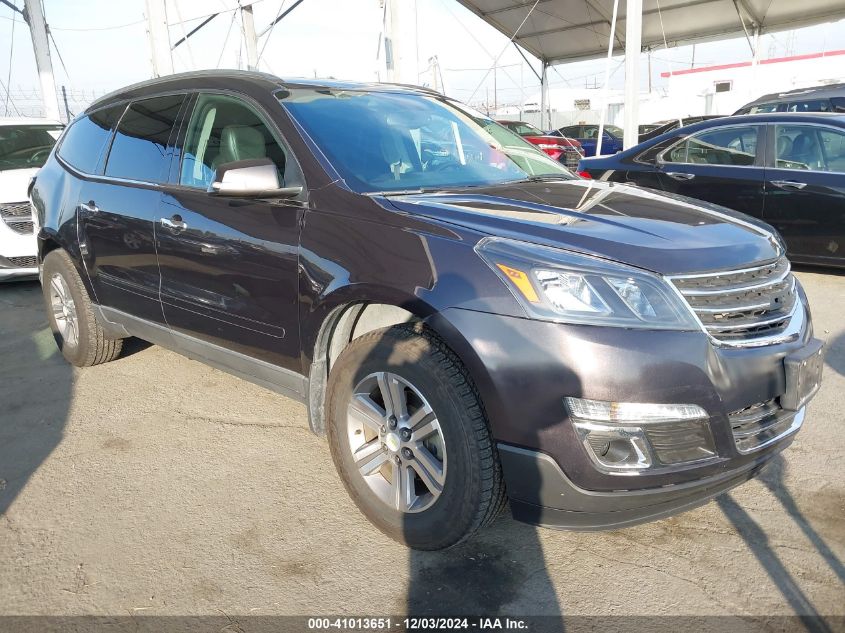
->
<box><xmin>28</xmin><ymin>148</ymin><xmax>51</xmax><ymax>165</ymax></box>
<box><xmin>426</xmin><ymin>160</ymin><xmax>462</xmax><ymax>173</ymax></box>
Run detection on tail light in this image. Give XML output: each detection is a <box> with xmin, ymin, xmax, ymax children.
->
<box><xmin>535</xmin><ymin>144</ymin><xmax>564</xmax><ymax>161</ymax></box>
<box><xmin>577</xmin><ymin>170</ymin><xmax>593</xmax><ymax>179</ymax></box>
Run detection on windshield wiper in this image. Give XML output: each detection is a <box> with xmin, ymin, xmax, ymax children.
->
<box><xmin>505</xmin><ymin>175</ymin><xmax>573</xmax><ymax>184</ymax></box>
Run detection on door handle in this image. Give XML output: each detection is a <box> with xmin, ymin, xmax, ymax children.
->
<box><xmin>770</xmin><ymin>180</ymin><xmax>807</xmax><ymax>190</ymax></box>
<box><xmin>160</xmin><ymin>215</ymin><xmax>187</xmax><ymax>233</ymax></box>
<box><xmin>79</xmin><ymin>200</ymin><xmax>100</xmax><ymax>214</ymax></box>
<box><xmin>665</xmin><ymin>172</ymin><xmax>696</xmax><ymax>181</ymax></box>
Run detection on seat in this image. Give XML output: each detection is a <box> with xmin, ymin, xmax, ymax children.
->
<box><xmin>788</xmin><ymin>132</ymin><xmax>818</xmax><ymax>167</ymax></box>
<box><xmin>776</xmin><ymin>135</ymin><xmax>793</xmax><ymax>161</ymax></box>
<box><xmin>214</xmin><ymin>125</ymin><xmax>267</xmax><ymax>169</ymax></box>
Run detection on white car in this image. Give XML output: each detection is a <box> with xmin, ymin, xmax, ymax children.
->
<box><xmin>1</xmin><ymin>118</ymin><xmax>64</xmax><ymax>281</ymax></box>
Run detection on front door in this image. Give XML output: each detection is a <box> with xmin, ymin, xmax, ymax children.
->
<box><xmin>156</xmin><ymin>93</ymin><xmax>305</xmax><ymax>373</ymax></box>
<box><xmin>78</xmin><ymin>94</ymin><xmax>185</xmax><ymax>324</ymax></box>
<box><xmin>655</xmin><ymin>123</ymin><xmax>767</xmax><ymax>220</ymax></box>
<box><xmin>763</xmin><ymin>123</ymin><xmax>845</xmax><ymax>265</ymax></box>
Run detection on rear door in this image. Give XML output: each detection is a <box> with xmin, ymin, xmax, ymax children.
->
<box><xmin>77</xmin><ymin>94</ymin><xmax>186</xmax><ymax>324</ymax></box>
<box><xmin>654</xmin><ymin>123</ymin><xmax>767</xmax><ymax>219</ymax></box>
<box><xmin>155</xmin><ymin>92</ymin><xmax>306</xmax><ymax>374</ymax></box>
<box><xmin>763</xmin><ymin>122</ymin><xmax>845</xmax><ymax>264</ymax></box>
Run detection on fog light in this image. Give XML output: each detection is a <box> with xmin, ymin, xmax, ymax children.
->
<box><xmin>564</xmin><ymin>397</ymin><xmax>714</xmax><ymax>472</ymax></box>
<box><xmin>576</xmin><ymin>421</ymin><xmax>652</xmax><ymax>471</ymax></box>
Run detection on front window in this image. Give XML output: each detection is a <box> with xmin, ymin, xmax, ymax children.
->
<box><xmin>278</xmin><ymin>89</ymin><xmax>571</xmax><ymax>193</ymax></box>
<box><xmin>663</xmin><ymin>126</ymin><xmax>759</xmax><ymax>166</ymax></box>
<box><xmin>0</xmin><ymin>124</ymin><xmax>63</xmax><ymax>170</ymax></box>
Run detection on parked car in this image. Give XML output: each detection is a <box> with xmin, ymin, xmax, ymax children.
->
<box><xmin>1</xmin><ymin>118</ymin><xmax>63</xmax><ymax>280</ymax></box>
<box><xmin>496</xmin><ymin>119</ymin><xmax>583</xmax><ymax>169</ymax></box>
<box><xmin>550</xmin><ymin>124</ymin><xmax>624</xmax><ymax>156</ymax></box>
<box><xmin>32</xmin><ymin>71</ymin><xmax>823</xmax><ymax>550</ymax></box>
<box><xmin>638</xmin><ymin>115</ymin><xmax>723</xmax><ymax>143</ymax></box>
<box><xmin>734</xmin><ymin>83</ymin><xmax>845</xmax><ymax>115</ymax></box>
<box><xmin>579</xmin><ymin>112</ymin><xmax>845</xmax><ymax>268</ymax></box>
<box><xmin>638</xmin><ymin>123</ymin><xmax>662</xmax><ymax>136</ymax></box>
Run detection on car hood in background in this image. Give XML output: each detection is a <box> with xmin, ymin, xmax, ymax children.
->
<box><xmin>0</xmin><ymin>167</ymin><xmax>39</xmax><ymax>204</ymax></box>
<box><xmin>384</xmin><ymin>180</ymin><xmax>782</xmax><ymax>275</ymax></box>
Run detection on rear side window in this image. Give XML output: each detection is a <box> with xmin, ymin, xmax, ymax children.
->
<box><xmin>663</xmin><ymin>126</ymin><xmax>759</xmax><ymax>166</ymax></box>
<box><xmin>748</xmin><ymin>102</ymin><xmax>780</xmax><ymax>114</ymax></box>
<box><xmin>104</xmin><ymin>94</ymin><xmax>184</xmax><ymax>183</ymax></box>
<box><xmin>57</xmin><ymin>106</ymin><xmax>123</xmax><ymax>174</ymax></box>
<box><xmin>786</xmin><ymin>99</ymin><xmax>831</xmax><ymax>113</ymax></box>
<box><xmin>774</xmin><ymin>124</ymin><xmax>845</xmax><ymax>172</ymax></box>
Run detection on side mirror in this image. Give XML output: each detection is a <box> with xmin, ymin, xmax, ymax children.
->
<box><xmin>208</xmin><ymin>158</ymin><xmax>303</xmax><ymax>198</ymax></box>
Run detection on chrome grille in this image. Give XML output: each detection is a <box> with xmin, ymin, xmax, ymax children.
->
<box><xmin>0</xmin><ymin>201</ymin><xmax>34</xmax><ymax>235</ymax></box>
<box><xmin>7</xmin><ymin>255</ymin><xmax>37</xmax><ymax>268</ymax></box>
<box><xmin>729</xmin><ymin>399</ymin><xmax>803</xmax><ymax>453</ymax></box>
<box><xmin>670</xmin><ymin>258</ymin><xmax>797</xmax><ymax>343</ymax></box>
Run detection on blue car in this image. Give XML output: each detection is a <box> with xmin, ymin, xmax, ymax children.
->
<box><xmin>550</xmin><ymin>124</ymin><xmax>624</xmax><ymax>156</ymax></box>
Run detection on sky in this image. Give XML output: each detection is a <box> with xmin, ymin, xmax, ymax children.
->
<box><xmin>1</xmin><ymin>0</ymin><xmax>845</xmax><ymax>117</ymax></box>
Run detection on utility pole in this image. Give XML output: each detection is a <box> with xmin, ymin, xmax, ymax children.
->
<box><xmin>22</xmin><ymin>0</ymin><xmax>60</xmax><ymax>120</ymax></box>
<box><xmin>144</xmin><ymin>0</ymin><xmax>173</xmax><ymax>78</ymax></box>
<box><xmin>241</xmin><ymin>2</ymin><xmax>259</xmax><ymax>71</ymax></box>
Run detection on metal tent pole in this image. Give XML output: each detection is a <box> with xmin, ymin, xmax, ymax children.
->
<box><xmin>241</xmin><ymin>3</ymin><xmax>259</xmax><ymax>70</ymax></box>
<box><xmin>622</xmin><ymin>0</ymin><xmax>643</xmax><ymax>150</ymax></box>
<box><xmin>540</xmin><ymin>61</ymin><xmax>548</xmax><ymax>130</ymax></box>
<box><xmin>144</xmin><ymin>0</ymin><xmax>173</xmax><ymax>77</ymax></box>
<box><xmin>23</xmin><ymin>0</ymin><xmax>60</xmax><ymax>120</ymax></box>
<box><xmin>596</xmin><ymin>0</ymin><xmax>620</xmax><ymax>156</ymax></box>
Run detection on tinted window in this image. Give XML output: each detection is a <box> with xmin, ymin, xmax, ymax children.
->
<box><xmin>664</xmin><ymin>126</ymin><xmax>758</xmax><ymax>166</ymax></box>
<box><xmin>180</xmin><ymin>94</ymin><xmax>292</xmax><ymax>189</ymax></box>
<box><xmin>774</xmin><ymin>124</ymin><xmax>845</xmax><ymax>172</ymax></box>
<box><xmin>0</xmin><ymin>124</ymin><xmax>63</xmax><ymax>170</ymax></box>
<box><xmin>104</xmin><ymin>94</ymin><xmax>184</xmax><ymax>183</ymax></box>
<box><xmin>786</xmin><ymin>99</ymin><xmax>831</xmax><ymax>113</ymax></box>
<box><xmin>279</xmin><ymin>89</ymin><xmax>570</xmax><ymax>193</ymax></box>
<box><xmin>748</xmin><ymin>102</ymin><xmax>780</xmax><ymax>114</ymax></box>
<box><xmin>57</xmin><ymin>106</ymin><xmax>123</xmax><ymax>174</ymax></box>
<box><xmin>832</xmin><ymin>97</ymin><xmax>845</xmax><ymax>113</ymax></box>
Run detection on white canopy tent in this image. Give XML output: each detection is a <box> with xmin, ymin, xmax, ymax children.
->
<box><xmin>454</xmin><ymin>0</ymin><xmax>845</xmax><ymax>148</ymax></box>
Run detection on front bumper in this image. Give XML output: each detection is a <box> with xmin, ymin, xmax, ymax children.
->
<box><xmin>0</xmin><ymin>255</ymin><xmax>38</xmax><ymax>281</ymax></box>
<box><xmin>428</xmin><ymin>305</ymin><xmax>821</xmax><ymax>528</ymax></box>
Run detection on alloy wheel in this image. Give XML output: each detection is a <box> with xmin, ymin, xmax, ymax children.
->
<box><xmin>346</xmin><ymin>372</ymin><xmax>447</xmax><ymax>513</ymax></box>
<box><xmin>49</xmin><ymin>272</ymin><xmax>79</xmax><ymax>349</ymax></box>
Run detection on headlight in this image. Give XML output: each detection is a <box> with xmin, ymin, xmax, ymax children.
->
<box><xmin>476</xmin><ymin>237</ymin><xmax>699</xmax><ymax>330</ymax></box>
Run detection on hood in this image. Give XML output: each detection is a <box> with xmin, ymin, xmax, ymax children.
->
<box><xmin>0</xmin><ymin>167</ymin><xmax>38</xmax><ymax>204</ymax></box>
<box><xmin>384</xmin><ymin>179</ymin><xmax>782</xmax><ymax>275</ymax></box>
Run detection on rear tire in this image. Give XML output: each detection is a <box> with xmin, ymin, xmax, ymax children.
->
<box><xmin>42</xmin><ymin>249</ymin><xmax>123</xmax><ymax>367</ymax></box>
<box><xmin>326</xmin><ymin>323</ymin><xmax>506</xmax><ymax>550</ymax></box>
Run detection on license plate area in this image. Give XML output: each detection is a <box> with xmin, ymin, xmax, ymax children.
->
<box><xmin>780</xmin><ymin>338</ymin><xmax>825</xmax><ymax>411</ymax></box>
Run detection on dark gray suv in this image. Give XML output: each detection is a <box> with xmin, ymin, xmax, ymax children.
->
<box><xmin>30</xmin><ymin>71</ymin><xmax>824</xmax><ymax>550</ymax></box>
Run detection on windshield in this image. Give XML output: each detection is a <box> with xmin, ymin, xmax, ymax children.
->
<box><xmin>0</xmin><ymin>124</ymin><xmax>63</xmax><ymax>170</ymax></box>
<box><xmin>501</xmin><ymin>121</ymin><xmax>544</xmax><ymax>136</ymax></box>
<box><xmin>278</xmin><ymin>89</ymin><xmax>572</xmax><ymax>193</ymax></box>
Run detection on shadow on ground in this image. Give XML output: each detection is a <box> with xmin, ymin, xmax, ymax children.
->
<box><xmin>0</xmin><ymin>281</ymin><xmax>73</xmax><ymax>517</ymax></box>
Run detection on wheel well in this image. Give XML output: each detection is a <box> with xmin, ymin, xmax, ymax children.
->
<box><xmin>40</xmin><ymin>236</ymin><xmax>61</xmax><ymax>260</ymax></box>
<box><xmin>307</xmin><ymin>302</ymin><xmax>419</xmax><ymax>436</ymax></box>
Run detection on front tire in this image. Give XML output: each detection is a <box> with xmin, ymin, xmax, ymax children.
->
<box><xmin>326</xmin><ymin>323</ymin><xmax>506</xmax><ymax>550</ymax></box>
<box><xmin>42</xmin><ymin>249</ymin><xmax>123</xmax><ymax>367</ymax></box>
